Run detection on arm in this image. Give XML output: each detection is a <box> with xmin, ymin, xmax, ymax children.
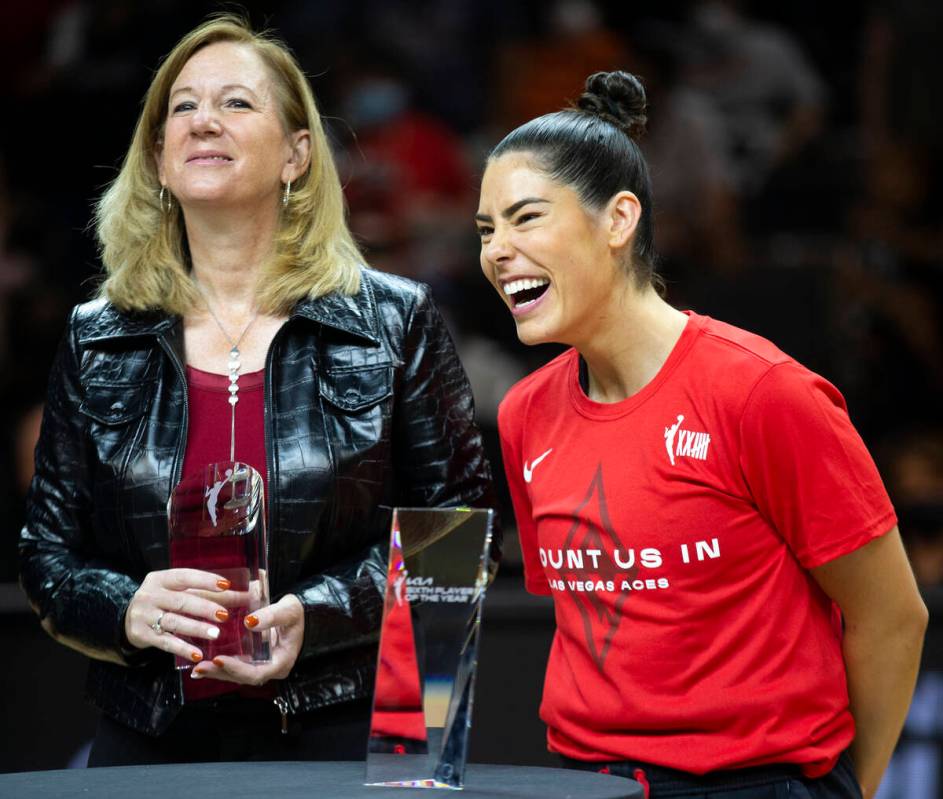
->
<box><xmin>20</xmin><ymin>311</ymin><xmax>233</xmax><ymax>669</ymax></box>
<box><xmin>738</xmin><ymin>361</ymin><xmax>922</xmax><ymax>792</ymax></box>
<box><xmin>293</xmin><ymin>284</ymin><xmax>497</xmax><ymax>656</ymax></box>
<box><xmin>390</xmin><ymin>283</ymin><xmax>498</xmax><ymax>515</ymax></box>
<box><xmin>18</xmin><ymin>310</ymin><xmax>141</xmax><ymax>665</ymax></box>
<box><xmin>811</xmin><ymin>527</ymin><xmax>927</xmax><ymax>799</ymax></box>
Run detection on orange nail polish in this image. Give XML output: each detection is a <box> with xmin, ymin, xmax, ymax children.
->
<box><xmin>213</xmin><ymin>657</ymin><xmax>225</xmax><ymax>667</ymax></box>
<box><xmin>216</xmin><ymin>579</ymin><xmax>231</xmax><ymax>590</ymax></box>
<box><xmin>215</xmin><ymin>609</ymin><xmax>229</xmax><ymax>622</ymax></box>
<box><xmin>190</xmin><ymin>652</ymin><xmax>202</xmax><ymax>663</ymax></box>
<box><xmin>245</xmin><ymin>615</ymin><xmax>259</xmax><ymax>629</ymax></box>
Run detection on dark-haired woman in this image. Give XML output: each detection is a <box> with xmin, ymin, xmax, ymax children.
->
<box><xmin>476</xmin><ymin>71</ymin><xmax>926</xmax><ymax>799</ymax></box>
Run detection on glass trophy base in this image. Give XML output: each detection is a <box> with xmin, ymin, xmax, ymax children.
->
<box><xmin>365</xmin><ymin>507</ymin><xmax>493</xmax><ymax>791</ymax></box>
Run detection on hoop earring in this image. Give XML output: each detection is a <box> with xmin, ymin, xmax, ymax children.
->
<box><xmin>159</xmin><ymin>186</ymin><xmax>172</xmax><ymax>214</ymax></box>
<box><xmin>282</xmin><ymin>180</ymin><xmax>291</xmax><ymax>207</ymax></box>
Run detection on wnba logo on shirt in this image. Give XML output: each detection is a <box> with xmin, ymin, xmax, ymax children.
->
<box><xmin>664</xmin><ymin>414</ymin><xmax>711</xmax><ymax>466</ymax></box>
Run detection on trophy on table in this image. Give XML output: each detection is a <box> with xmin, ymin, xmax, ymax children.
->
<box><xmin>365</xmin><ymin>507</ymin><xmax>494</xmax><ymax>790</ymax></box>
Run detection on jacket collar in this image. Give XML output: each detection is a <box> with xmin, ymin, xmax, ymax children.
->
<box><xmin>290</xmin><ymin>275</ymin><xmax>380</xmax><ymax>344</ymax></box>
<box><xmin>80</xmin><ymin>275</ymin><xmax>380</xmax><ymax>346</ymax></box>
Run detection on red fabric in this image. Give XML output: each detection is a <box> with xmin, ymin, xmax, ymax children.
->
<box><xmin>180</xmin><ymin>366</ymin><xmax>272</xmax><ymax>703</ymax></box>
<box><xmin>369</xmin><ymin>566</ymin><xmax>427</xmax><ymax>742</ymax></box>
<box><xmin>498</xmin><ymin>312</ymin><xmax>896</xmax><ymax>777</ymax></box>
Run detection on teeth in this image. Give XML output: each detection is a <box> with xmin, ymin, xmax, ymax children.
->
<box><xmin>503</xmin><ymin>277</ymin><xmax>549</xmax><ymax>296</ymax></box>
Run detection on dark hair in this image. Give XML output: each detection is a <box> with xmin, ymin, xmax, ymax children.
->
<box><xmin>489</xmin><ymin>71</ymin><xmax>657</xmax><ymax>287</ymax></box>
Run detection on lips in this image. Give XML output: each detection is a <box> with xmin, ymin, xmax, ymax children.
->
<box><xmin>186</xmin><ymin>152</ymin><xmax>233</xmax><ymax>163</ymax></box>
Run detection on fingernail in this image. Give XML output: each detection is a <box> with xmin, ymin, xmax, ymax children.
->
<box><xmin>206</xmin><ymin>627</ymin><xmax>220</xmax><ymax>640</ymax></box>
<box><xmin>216</xmin><ymin>579</ymin><xmax>231</xmax><ymax>590</ymax></box>
<box><xmin>215</xmin><ymin>609</ymin><xmax>229</xmax><ymax>622</ymax></box>
<box><xmin>191</xmin><ymin>669</ymin><xmax>204</xmax><ymax>680</ymax></box>
<box><xmin>190</xmin><ymin>651</ymin><xmax>202</xmax><ymax>663</ymax></box>
<box><xmin>213</xmin><ymin>657</ymin><xmax>225</xmax><ymax>667</ymax></box>
<box><xmin>245</xmin><ymin>615</ymin><xmax>259</xmax><ymax>629</ymax></box>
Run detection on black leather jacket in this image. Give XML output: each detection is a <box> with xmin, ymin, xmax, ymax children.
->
<box><xmin>20</xmin><ymin>267</ymin><xmax>496</xmax><ymax>736</ymax></box>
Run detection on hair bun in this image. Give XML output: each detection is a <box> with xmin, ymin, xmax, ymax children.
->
<box><xmin>576</xmin><ymin>71</ymin><xmax>647</xmax><ymax>140</ymax></box>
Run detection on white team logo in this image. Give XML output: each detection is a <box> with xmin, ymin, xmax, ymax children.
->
<box><xmin>664</xmin><ymin>414</ymin><xmax>711</xmax><ymax>466</ymax></box>
<box><xmin>204</xmin><ymin>468</ymin><xmax>234</xmax><ymax>526</ymax></box>
<box><xmin>393</xmin><ymin>569</ymin><xmax>409</xmax><ymax>607</ymax></box>
<box><xmin>523</xmin><ymin>448</ymin><xmax>553</xmax><ymax>483</ymax></box>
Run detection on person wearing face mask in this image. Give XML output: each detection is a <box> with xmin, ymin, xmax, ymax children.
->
<box><xmin>475</xmin><ymin>70</ymin><xmax>925</xmax><ymax>799</ymax></box>
<box><xmin>19</xmin><ymin>15</ymin><xmax>496</xmax><ymax>766</ymax></box>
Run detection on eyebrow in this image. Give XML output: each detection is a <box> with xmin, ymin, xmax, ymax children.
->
<box><xmin>475</xmin><ymin>197</ymin><xmax>550</xmax><ymax>223</ymax></box>
<box><xmin>170</xmin><ymin>83</ymin><xmax>259</xmax><ymax>99</ymax></box>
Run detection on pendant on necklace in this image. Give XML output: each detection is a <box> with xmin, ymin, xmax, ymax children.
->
<box><xmin>228</xmin><ymin>346</ymin><xmax>241</xmax><ymax>407</ymax></box>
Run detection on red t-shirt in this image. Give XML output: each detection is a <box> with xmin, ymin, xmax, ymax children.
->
<box><xmin>180</xmin><ymin>365</ymin><xmax>271</xmax><ymax>703</ymax></box>
<box><xmin>497</xmin><ymin>312</ymin><xmax>896</xmax><ymax>777</ymax></box>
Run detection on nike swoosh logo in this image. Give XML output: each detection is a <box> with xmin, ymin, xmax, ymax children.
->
<box><xmin>523</xmin><ymin>448</ymin><xmax>553</xmax><ymax>484</ymax></box>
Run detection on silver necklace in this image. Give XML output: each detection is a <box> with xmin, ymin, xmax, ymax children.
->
<box><xmin>197</xmin><ymin>287</ymin><xmax>260</xmax><ymax>462</ymax></box>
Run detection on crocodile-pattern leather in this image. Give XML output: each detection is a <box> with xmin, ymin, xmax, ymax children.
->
<box><xmin>20</xmin><ymin>267</ymin><xmax>498</xmax><ymax>736</ymax></box>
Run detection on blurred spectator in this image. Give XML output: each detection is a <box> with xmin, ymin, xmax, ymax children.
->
<box><xmin>0</xmin><ymin>0</ymin><xmax>67</xmax><ymax>98</ymax></box>
<box><xmin>684</xmin><ymin>0</ymin><xmax>826</xmax><ymax>197</ymax></box>
<box><xmin>630</xmin><ymin>22</ymin><xmax>745</xmax><ymax>278</ymax></box>
<box><xmin>860</xmin><ymin>0</ymin><xmax>943</xmax><ymax>159</ymax></box>
<box><xmin>337</xmin><ymin>53</ymin><xmax>477</xmax><ymax>285</ymax></box>
<box><xmin>492</xmin><ymin>0</ymin><xmax>630</xmax><ymax>129</ymax></box>
<box><xmin>348</xmin><ymin>0</ymin><xmax>498</xmax><ymax>133</ymax></box>
<box><xmin>829</xmin><ymin>137</ymin><xmax>943</xmax><ymax>437</ymax></box>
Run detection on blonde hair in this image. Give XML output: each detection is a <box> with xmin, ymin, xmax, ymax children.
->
<box><xmin>95</xmin><ymin>14</ymin><xmax>361</xmax><ymax>315</ymax></box>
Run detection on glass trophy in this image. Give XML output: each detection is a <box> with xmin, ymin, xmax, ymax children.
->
<box><xmin>167</xmin><ymin>462</ymin><xmax>271</xmax><ymax>669</ymax></box>
<box><xmin>365</xmin><ymin>507</ymin><xmax>493</xmax><ymax>790</ymax></box>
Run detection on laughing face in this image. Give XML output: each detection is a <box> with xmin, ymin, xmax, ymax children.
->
<box><xmin>157</xmin><ymin>41</ymin><xmax>306</xmax><ymax>213</ymax></box>
<box><xmin>476</xmin><ymin>153</ymin><xmax>632</xmax><ymax>348</ymax></box>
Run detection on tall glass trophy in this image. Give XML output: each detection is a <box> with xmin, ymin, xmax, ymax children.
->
<box><xmin>365</xmin><ymin>507</ymin><xmax>493</xmax><ymax>790</ymax></box>
<box><xmin>167</xmin><ymin>462</ymin><xmax>271</xmax><ymax>668</ymax></box>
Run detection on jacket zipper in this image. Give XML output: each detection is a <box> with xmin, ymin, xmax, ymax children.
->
<box><xmin>263</xmin><ymin>322</ymin><xmax>291</xmax><ymax>717</ymax></box>
<box><xmin>158</xmin><ymin>332</ymin><xmax>190</xmax><ymax>709</ymax></box>
<box><xmin>274</xmin><ymin>696</ymin><xmax>290</xmax><ymax>734</ymax></box>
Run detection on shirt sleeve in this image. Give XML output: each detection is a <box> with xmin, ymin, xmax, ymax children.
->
<box><xmin>738</xmin><ymin>361</ymin><xmax>896</xmax><ymax>569</ymax></box>
<box><xmin>498</xmin><ymin>394</ymin><xmax>551</xmax><ymax>595</ymax></box>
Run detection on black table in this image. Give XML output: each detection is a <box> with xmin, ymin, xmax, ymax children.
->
<box><xmin>0</xmin><ymin>761</ymin><xmax>643</xmax><ymax>798</ymax></box>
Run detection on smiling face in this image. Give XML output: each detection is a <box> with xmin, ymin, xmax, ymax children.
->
<box><xmin>157</xmin><ymin>41</ymin><xmax>307</xmax><ymax>213</ymax></box>
<box><xmin>477</xmin><ymin>153</ymin><xmax>634</xmax><ymax>348</ymax></box>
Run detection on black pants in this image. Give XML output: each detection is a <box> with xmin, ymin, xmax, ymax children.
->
<box><xmin>561</xmin><ymin>752</ymin><xmax>863</xmax><ymax>799</ymax></box>
<box><xmin>87</xmin><ymin>696</ymin><xmax>371</xmax><ymax>767</ymax></box>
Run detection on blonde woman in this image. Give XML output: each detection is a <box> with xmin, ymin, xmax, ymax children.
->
<box><xmin>20</xmin><ymin>15</ymin><xmax>494</xmax><ymax>765</ymax></box>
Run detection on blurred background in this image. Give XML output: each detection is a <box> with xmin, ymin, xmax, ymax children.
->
<box><xmin>0</xmin><ymin>0</ymin><xmax>941</xmax><ymax>795</ymax></box>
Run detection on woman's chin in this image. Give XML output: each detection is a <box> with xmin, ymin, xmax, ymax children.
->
<box><xmin>515</xmin><ymin>319</ymin><xmax>556</xmax><ymax>348</ymax></box>
<box><xmin>175</xmin><ymin>191</ymin><xmax>270</xmax><ymax>215</ymax></box>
